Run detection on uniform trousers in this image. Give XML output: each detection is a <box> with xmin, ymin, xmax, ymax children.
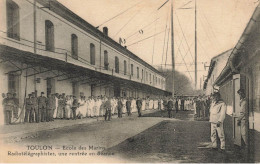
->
<box><xmin>118</xmin><ymin>107</ymin><xmax>122</xmax><ymax>118</ymax></box>
<box><xmin>240</xmin><ymin>120</ymin><xmax>248</xmax><ymax>145</ymax></box>
<box><xmin>4</xmin><ymin>110</ymin><xmax>12</xmax><ymax>125</ymax></box>
<box><xmin>39</xmin><ymin>106</ymin><xmax>46</xmax><ymax>122</ymax></box>
<box><xmin>71</xmin><ymin>107</ymin><xmax>77</xmax><ymax>120</ymax></box>
<box><xmin>211</xmin><ymin>123</ymin><xmax>225</xmax><ymax>150</ymax></box>
<box><xmin>29</xmin><ymin>108</ymin><xmax>35</xmax><ymax>123</ymax></box>
<box><xmin>137</xmin><ymin>107</ymin><xmax>142</xmax><ymax>117</ymax></box>
<box><xmin>126</xmin><ymin>107</ymin><xmax>131</xmax><ymax>116</ymax></box>
<box><xmin>47</xmin><ymin>109</ymin><xmax>54</xmax><ymax>122</ymax></box>
<box><xmin>24</xmin><ymin>108</ymin><xmax>30</xmax><ymax>122</ymax></box>
<box><xmin>168</xmin><ymin>110</ymin><xmax>173</xmax><ymax>118</ymax></box>
<box><xmin>105</xmin><ymin>109</ymin><xmax>111</xmax><ymax>121</ymax></box>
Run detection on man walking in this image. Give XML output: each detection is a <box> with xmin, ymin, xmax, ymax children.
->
<box><xmin>117</xmin><ymin>97</ymin><xmax>123</xmax><ymax>118</ymax></box>
<box><xmin>126</xmin><ymin>98</ymin><xmax>131</xmax><ymax>116</ymax></box>
<box><xmin>71</xmin><ymin>96</ymin><xmax>79</xmax><ymax>120</ymax></box>
<box><xmin>209</xmin><ymin>92</ymin><xmax>227</xmax><ymax>151</ymax></box>
<box><xmin>167</xmin><ymin>98</ymin><xmax>174</xmax><ymax>118</ymax></box>
<box><xmin>136</xmin><ymin>97</ymin><xmax>142</xmax><ymax>117</ymax></box>
<box><xmin>104</xmin><ymin>97</ymin><xmax>112</xmax><ymax>121</ymax></box>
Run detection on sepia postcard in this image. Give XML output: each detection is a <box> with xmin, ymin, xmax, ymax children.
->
<box><xmin>0</xmin><ymin>0</ymin><xmax>259</xmax><ymax>163</ymax></box>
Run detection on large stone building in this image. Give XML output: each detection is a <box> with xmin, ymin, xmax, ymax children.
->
<box><xmin>0</xmin><ymin>0</ymin><xmax>170</xmax><ymax>123</ymax></box>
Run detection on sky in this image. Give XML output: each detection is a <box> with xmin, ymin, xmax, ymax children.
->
<box><xmin>57</xmin><ymin>0</ymin><xmax>258</xmax><ymax>89</ymax></box>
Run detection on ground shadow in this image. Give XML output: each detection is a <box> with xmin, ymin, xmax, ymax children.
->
<box><xmin>142</xmin><ymin>110</ymin><xmax>194</xmax><ymax>121</ymax></box>
<box><xmin>103</xmin><ymin>119</ymin><xmax>248</xmax><ymax>163</ymax></box>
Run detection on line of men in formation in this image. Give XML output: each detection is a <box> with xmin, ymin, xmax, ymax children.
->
<box><xmin>2</xmin><ymin>91</ymin><xmax>195</xmax><ymax>125</ymax></box>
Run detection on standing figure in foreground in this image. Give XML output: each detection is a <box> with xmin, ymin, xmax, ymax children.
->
<box><xmin>2</xmin><ymin>93</ymin><xmax>15</xmax><ymax>125</ymax></box>
<box><xmin>209</xmin><ymin>92</ymin><xmax>227</xmax><ymax>151</ymax></box>
<box><xmin>236</xmin><ymin>89</ymin><xmax>248</xmax><ymax>147</ymax></box>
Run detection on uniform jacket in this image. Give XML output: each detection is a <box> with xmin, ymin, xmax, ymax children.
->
<box><xmin>2</xmin><ymin>98</ymin><xmax>15</xmax><ymax>111</ymax></box>
<box><xmin>38</xmin><ymin>96</ymin><xmax>47</xmax><ymax>108</ymax></box>
<box><xmin>104</xmin><ymin>100</ymin><xmax>112</xmax><ymax>110</ymax></box>
<box><xmin>126</xmin><ymin>100</ymin><xmax>131</xmax><ymax>109</ymax></box>
<box><xmin>25</xmin><ymin>98</ymin><xmax>32</xmax><ymax>110</ymax></box>
<box><xmin>209</xmin><ymin>100</ymin><xmax>227</xmax><ymax>123</ymax></box>
<box><xmin>167</xmin><ymin>100</ymin><xmax>174</xmax><ymax>110</ymax></box>
<box><xmin>136</xmin><ymin>100</ymin><xmax>142</xmax><ymax>109</ymax></box>
<box><xmin>117</xmin><ymin>100</ymin><xmax>123</xmax><ymax>109</ymax></box>
<box><xmin>238</xmin><ymin>98</ymin><xmax>247</xmax><ymax>121</ymax></box>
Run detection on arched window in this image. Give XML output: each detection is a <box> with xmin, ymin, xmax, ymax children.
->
<box><xmin>45</xmin><ymin>20</ymin><xmax>54</xmax><ymax>51</ymax></box>
<box><xmin>115</xmin><ymin>56</ymin><xmax>119</xmax><ymax>73</ymax></box>
<box><xmin>124</xmin><ymin>60</ymin><xmax>127</xmax><ymax>75</ymax></box>
<box><xmin>137</xmin><ymin>67</ymin><xmax>139</xmax><ymax>79</ymax></box>
<box><xmin>131</xmin><ymin>64</ymin><xmax>134</xmax><ymax>76</ymax></box>
<box><xmin>104</xmin><ymin>50</ymin><xmax>108</xmax><ymax>70</ymax></box>
<box><xmin>6</xmin><ymin>0</ymin><xmax>20</xmax><ymax>40</ymax></box>
<box><xmin>71</xmin><ymin>34</ymin><xmax>78</xmax><ymax>59</ymax></box>
<box><xmin>90</xmin><ymin>43</ymin><xmax>95</xmax><ymax>65</ymax></box>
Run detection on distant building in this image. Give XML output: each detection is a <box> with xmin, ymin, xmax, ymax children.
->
<box><xmin>203</xmin><ymin>49</ymin><xmax>232</xmax><ymax>95</ymax></box>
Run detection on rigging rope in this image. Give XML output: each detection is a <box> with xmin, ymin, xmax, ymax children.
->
<box><xmin>96</xmin><ymin>1</ymin><xmax>143</xmax><ymax>28</ymax></box>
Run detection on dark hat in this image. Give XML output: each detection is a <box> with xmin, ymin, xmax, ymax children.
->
<box><xmin>237</xmin><ymin>89</ymin><xmax>245</xmax><ymax>94</ymax></box>
<box><xmin>41</xmin><ymin>92</ymin><xmax>44</xmax><ymax>94</ymax></box>
<box><xmin>212</xmin><ymin>92</ymin><xmax>220</xmax><ymax>98</ymax></box>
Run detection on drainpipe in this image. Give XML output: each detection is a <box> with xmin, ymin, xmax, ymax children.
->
<box><xmin>34</xmin><ymin>0</ymin><xmax>37</xmax><ymax>93</ymax></box>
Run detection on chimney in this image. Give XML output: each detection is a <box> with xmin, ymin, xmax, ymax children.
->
<box><xmin>103</xmin><ymin>27</ymin><xmax>108</xmax><ymax>36</ymax></box>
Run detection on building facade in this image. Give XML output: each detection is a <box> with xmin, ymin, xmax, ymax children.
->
<box><xmin>214</xmin><ymin>4</ymin><xmax>260</xmax><ymax>162</ymax></box>
<box><xmin>203</xmin><ymin>49</ymin><xmax>231</xmax><ymax>96</ymax></box>
<box><xmin>0</xmin><ymin>0</ymin><xmax>169</xmax><ymax>124</ymax></box>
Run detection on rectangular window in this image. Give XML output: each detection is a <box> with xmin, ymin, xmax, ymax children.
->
<box><xmin>137</xmin><ymin>67</ymin><xmax>139</xmax><ymax>79</ymax></box>
<box><xmin>6</xmin><ymin>0</ymin><xmax>20</xmax><ymax>40</ymax></box>
<box><xmin>124</xmin><ymin>60</ymin><xmax>127</xmax><ymax>75</ymax></box>
<box><xmin>71</xmin><ymin>34</ymin><xmax>78</xmax><ymax>60</ymax></box>
<box><xmin>131</xmin><ymin>64</ymin><xmax>134</xmax><ymax>76</ymax></box>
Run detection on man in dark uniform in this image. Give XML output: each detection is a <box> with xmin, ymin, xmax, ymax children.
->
<box><xmin>38</xmin><ymin>92</ymin><xmax>47</xmax><ymax>122</ymax></box>
<box><xmin>181</xmin><ymin>97</ymin><xmax>185</xmax><ymax>111</ymax></box>
<box><xmin>175</xmin><ymin>98</ymin><xmax>179</xmax><ymax>113</ymax></box>
<box><xmin>24</xmin><ymin>94</ymin><xmax>32</xmax><ymax>123</ymax></box>
<box><xmin>2</xmin><ymin>93</ymin><xmax>15</xmax><ymax>125</ymax></box>
<box><xmin>126</xmin><ymin>98</ymin><xmax>132</xmax><ymax>116</ymax></box>
<box><xmin>163</xmin><ymin>97</ymin><xmax>168</xmax><ymax>111</ymax></box>
<box><xmin>12</xmin><ymin>93</ymin><xmax>19</xmax><ymax>119</ymax></box>
<box><xmin>104</xmin><ymin>97</ymin><xmax>112</xmax><ymax>121</ymax></box>
<box><xmin>117</xmin><ymin>97</ymin><xmax>123</xmax><ymax>118</ymax></box>
<box><xmin>71</xmin><ymin>96</ymin><xmax>79</xmax><ymax>120</ymax></box>
<box><xmin>195</xmin><ymin>97</ymin><xmax>201</xmax><ymax>118</ymax></box>
<box><xmin>167</xmin><ymin>98</ymin><xmax>174</xmax><ymax>118</ymax></box>
<box><xmin>31</xmin><ymin>92</ymin><xmax>38</xmax><ymax>123</ymax></box>
<box><xmin>46</xmin><ymin>93</ymin><xmax>53</xmax><ymax>122</ymax></box>
<box><xmin>136</xmin><ymin>97</ymin><xmax>142</xmax><ymax>117</ymax></box>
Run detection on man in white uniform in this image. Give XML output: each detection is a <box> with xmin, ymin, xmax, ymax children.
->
<box><xmin>209</xmin><ymin>92</ymin><xmax>227</xmax><ymax>151</ymax></box>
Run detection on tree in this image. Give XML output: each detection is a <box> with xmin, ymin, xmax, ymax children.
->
<box><xmin>158</xmin><ymin>68</ymin><xmax>201</xmax><ymax>96</ymax></box>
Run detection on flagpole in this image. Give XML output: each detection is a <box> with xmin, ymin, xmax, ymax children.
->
<box><xmin>171</xmin><ymin>0</ymin><xmax>175</xmax><ymax>98</ymax></box>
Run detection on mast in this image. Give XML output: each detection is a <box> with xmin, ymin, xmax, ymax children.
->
<box><xmin>171</xmin><ymin>0</ymin><xmax>175</xmax><ymax>98</ymax></box>
<box><xmin>195</xmin><ymin>0</ymin><xmax>197</xmax><ymax>89</ymax></box>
